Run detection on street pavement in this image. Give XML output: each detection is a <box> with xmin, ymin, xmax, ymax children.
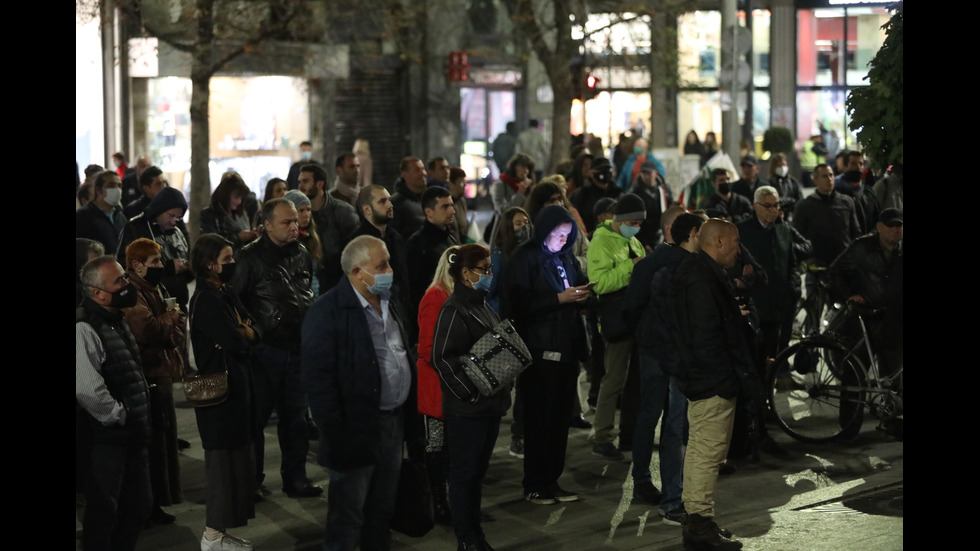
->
<box><xmin>76</xmin><ymin>379</ymin><xmax>903</xmax><ymax>551</ymax></box>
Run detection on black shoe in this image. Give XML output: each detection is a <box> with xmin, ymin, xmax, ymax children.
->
<box><xmin>146</xmin><ymin>506</ymin><xmax>176</xmax><ymax>526</ymax></box>
<box><xmin>253</xmin><ymin>483</ymin><xmax>270</xmax><ymax>503</ymax></box>
<box><xmin>634</xmin><ymin>479</ymin><xmax>662</xmax><ymax>505</ymax></box>
<box><xmin>457</xmin><ymin>542</ymin><xmax>482</xmax><ymax>551</ymax></box>
<box><xmin>479</xmin><ymin>510</ymin><xmax>495</xmax><ymax>522</ymax></box>
<box><xmin>569</xmin><ymin>415</ymin><xmax>592</xmax><ymax>429</ymax></box>
<box><xmin>307</xmin><ymin>416</ymin><xmax>320</xmax><ymax>441</ymax></box>
<box><xmin>683</xmin><ymin>514</ymin><xmax>742</xmax><ymax>550</ymax></box>
<box><xmin>718</xmin><ymin>461</ymin><xmax>737</xmax><ymax>476</ymax></box>
<box><xmin>434</xmin><ymin>500</ymin><xmax>452</xmax><ymax>525</ymax></box>
<box><xmin>284</xmin><ymin>483</ymin><xmax>323</xmax><ymax>498</ymax></box>
<box><xmin>177</xmin><ymin>438</ymin><xmax>191</xmax><ymax>450</ymax></box>
<box><xmin>525</xmin><ymin>491</ymin><xmax>559</xmax><ymax>505</ymax></box>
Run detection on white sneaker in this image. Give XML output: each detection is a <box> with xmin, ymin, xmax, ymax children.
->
<box><xmin>201</xmin><ymin>532</ymin><xmax>254</xmax><ymax>551</ymax></box>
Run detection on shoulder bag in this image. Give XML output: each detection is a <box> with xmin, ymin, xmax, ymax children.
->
<box><xmin>183</xmin><ymin>292</ymin><xmax>230</xmax><ymax>408</ymax></box>
<box><xmin>461</xmin><ymin>313</ymin><xmax>533</xmax><ymax>397</ymax></box>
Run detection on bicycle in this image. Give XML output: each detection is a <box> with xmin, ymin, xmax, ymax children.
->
<box><xmin>791</xmin><ymin>264</ymin><xmax>837</xmax><ymax>339</ymax></box>
<box><xmin>768</xmin><ymin>301</ymin><xmax>903</xmax><ymax>443</ymax></box>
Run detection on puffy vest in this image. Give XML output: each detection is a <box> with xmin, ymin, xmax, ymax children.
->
<box><xmin>78</xmin><ymin>300</ymin><xmax>151</xmax><ymax>445</ymax></box>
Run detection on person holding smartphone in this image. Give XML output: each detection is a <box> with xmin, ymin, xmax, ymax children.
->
<box><xmin>502</xmin><ymin>204</ymin><xmax>591</xmax><ymax>505</ymax></box>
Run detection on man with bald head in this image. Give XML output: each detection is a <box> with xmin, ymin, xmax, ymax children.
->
<box><xmin>670</xmin><ymin>219</ymin><xmax>754</xmax><ymax>550</ymax></box>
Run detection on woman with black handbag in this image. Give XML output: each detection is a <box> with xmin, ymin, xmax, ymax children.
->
<box><xmin>431</xmin><ymin>244</ymin><xmax>510</xmax><ymax>551</ymax></box>
<box><xmin>189</xmin><ymin>234</ymin><xmax>260</xmax><ymax>551</ymax></box>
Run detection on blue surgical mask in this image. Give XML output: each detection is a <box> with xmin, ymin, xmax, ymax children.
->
<box><xmin>620</xmin><ymin>224</ymin><xmax>641</xmax><ymax>239</ymax></box>
<box><xmin>300</xmin><ymin>150</ymin><xmax>313</xmax><ymax>161</ymax></box>
<box><xmin>364</xmin><ymin>271</ymin><xmax>393</xmax><ymax>295</ymax></box>
<box><xmin>473</xmin><ymin>273</ymin><xmax>493</xmax><ymax>291</ymax></box>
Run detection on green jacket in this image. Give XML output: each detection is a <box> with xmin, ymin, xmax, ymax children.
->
<box><xmin>587</xmin><ymin>221</ymin><xmax>646</xmax><ymax>295</ymax></box>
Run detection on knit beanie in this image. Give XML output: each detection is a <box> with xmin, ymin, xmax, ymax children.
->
<box><xmin>614</xmin><ymin>193</ymin><xmax>646</xmax><ymax>222</ymax></box>
<box><xmin>283</xmin><ymin>189</ymin><xmax>312</xmax><ymax>209</ymax></box>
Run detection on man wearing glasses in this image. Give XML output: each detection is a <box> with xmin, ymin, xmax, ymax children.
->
<box><xmin>737</xmin><ymin>186</ymin><xmax>812</xmax><ymax>364</ymax></box>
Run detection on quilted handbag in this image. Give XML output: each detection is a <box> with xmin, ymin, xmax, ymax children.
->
<box><xmin>461</xmin><ymin>318</ymin><xmax>533</xmax><ymax>397</ymax></box>
<box><xmin>182</xmin><ymin>370</ymin><xmax>229</xmax><ymax>407</ymax></box>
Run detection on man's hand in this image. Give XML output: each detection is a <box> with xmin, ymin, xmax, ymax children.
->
<box><xmin>848</xmin><ymin>295</ymin><xmax>867</xmax><ymax>304</ymax></box>
<box><xmin>558</xmin><ymin>284</ymin><xmax>591</xmax><ymax>304</ymax></box>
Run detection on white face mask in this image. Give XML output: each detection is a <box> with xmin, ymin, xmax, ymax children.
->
<box><xmin>103</xmin><ymin>187</ymin><xmax>122</xmax><ymax>206</ymax></box>
<box><xmin>775</xmin><ymin>165</ymin><xmax>789</xmax><ymax>178</ymax></box>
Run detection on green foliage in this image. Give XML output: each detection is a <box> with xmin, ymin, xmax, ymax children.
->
<box><xmin>762</xmin><ymin>127</ymin><xmax>793</xmax><ymax>155</ymax></box>
<box><xmin>846</xmin><ymin>6</ymin><xmax>903</xmax><ymax>171</ymax></box>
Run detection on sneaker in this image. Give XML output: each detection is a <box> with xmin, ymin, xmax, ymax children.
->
<box><xmin>201</xmin><ymin>532</ymin><xmax>254</xmax><ymax>551</ymax></box>
<box><xmin>592</xmin><ymin>442</ymin><xmax>624</xmax><ymax>461</ymax></box>
<box><xmin>525</xmin><ymin>491</ymin><xmax>558</xmax><ymax>505</ymax></box>
<box><xmin>633</xmin><ymin>479</ymin><xmax>662</xmax><ymax>505</ymax></box>
<box><xmin>660</xmin><ymin>505</ymin><xmax>689</xmax><ymax>526</ymax></box>
<box><xmin>552</xmin><ymin>487</ymin><xmax>580</xmax><ymax>502</ymax></box>
<box><xmin>509</xmin><ymin>438</ymin><xmax>525</xmax><ymax>459</ymax></box>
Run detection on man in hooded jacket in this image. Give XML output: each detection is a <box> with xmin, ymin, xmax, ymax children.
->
<box><xmin>502</xmin><ymin>205</ymin><xmax>592</xmax><ymax>504</ymax></box>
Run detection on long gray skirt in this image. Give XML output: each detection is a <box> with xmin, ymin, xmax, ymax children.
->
<box><xmin>204</xmin><ymin>442</ymin><xmax>256</xmax><ymax>530</ymax></box>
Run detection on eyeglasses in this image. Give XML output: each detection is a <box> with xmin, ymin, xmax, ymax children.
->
<box><xmin>756</xmin><ymin>202</ymin><xmax>780</xmax><ymax>210</ymax></box>
<box><xmin>469</xmin><ymin>265</ymin><xmax>493</xmax><ymax>274</ymax></box>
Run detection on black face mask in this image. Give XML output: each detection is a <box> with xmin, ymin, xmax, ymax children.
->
<box><xmin>218</xmin><ymin>262</ymin><xmax>237</xmax><ymax>284</ymax></box>
<box><xmin>143</xmin><ymin>266</ymin><xmax>165</xmax><ymax>286</ymax></box>
<box><xmin>717</xmin><ymin>183</ymin><xmax>731</xmax><ymax>195</ymax></box>
<box><xmin>110</xmin><ymin>283</ymin><xmax>139</xmax><ymax>309</ymax></box>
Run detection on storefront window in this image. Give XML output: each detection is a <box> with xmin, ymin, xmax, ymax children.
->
<box><xmin>145</xmin><ymin>76</ymin><xmax>308</xmax><ymax>196</ymax></box>
<box><xmin>796</xmin><ymin>6</ymin><xmax>890</xmax><ymax>152</ymax></box>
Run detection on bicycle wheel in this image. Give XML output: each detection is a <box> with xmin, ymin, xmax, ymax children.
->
<box><xmin>768</xmin><ymin>338</ymin><xmax>866</xmax><ymax>443</ymax></box>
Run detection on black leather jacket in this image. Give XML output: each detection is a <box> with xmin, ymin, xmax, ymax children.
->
<box><xmin>230</xmin><ymin>234</ymin><xmax>314</xmax><ymax>350</ymax></box>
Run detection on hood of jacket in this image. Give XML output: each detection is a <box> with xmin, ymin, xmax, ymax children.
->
<box><xmin>532</xmin><ymin>204</ymin><xmax>578</xmax><ymax>257</ymax></box>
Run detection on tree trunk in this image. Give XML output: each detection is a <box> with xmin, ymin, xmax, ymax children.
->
<box><xmin>188</xmin><ymin>69</ymin><xmax>211</xmax><ymax>244</ymax></box>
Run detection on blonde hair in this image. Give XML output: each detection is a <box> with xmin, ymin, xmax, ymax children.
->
<box><xmin>427</xmin><ymin>247</ymin><xmax>456</xmax><ymax>293</ymax></box>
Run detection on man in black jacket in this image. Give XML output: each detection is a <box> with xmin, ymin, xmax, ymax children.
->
<box><xmin>827</xmin><ymin>208</ymin><xmax>903</xmax><ymax>403</ymax></box>
<box><xmin>625</xmin><ymin>208</ymin><xmax>702</xmax><ymax>523</ymax></box>
<box><xmin>670</xmin><ymin>219</ymin><xmax>754</xmax><ymax>551</ymax></box>
<box><xmin>406</xmin><ymin>186</ymin><xmax>458</xmax><ymax>313</ymax></box>
<box><xmin>117</xmin><ymin>186</ymin><xmax>192</xmax><ymax>310</ymax></box>
<box><xmin>302</xmin><ymin>235</ymin><xmax>413</xmax><ymax>551</ymax></box>
<box><xmin>230</xmin><ymin>198</ymin><xmax>321</xmax><ymax>499</ymax></box>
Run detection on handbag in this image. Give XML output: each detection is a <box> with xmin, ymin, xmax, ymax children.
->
<box><xmin>596</xmin><ymin>288</ymin><xmax>631</xmax><ymax>342</ymax></box>
<box><xmin>461</xmin><ymin>316</ymin><xmax>533</xmax><ymax>397</ymax></box>
<box><xmin>390</xmin><ymin>457</ymin><xmax>434</xmax><ymax>537</ymax></box>
<box><xmin>183</xmin><ymin>291</ymin><xmax>230</xmax><ymax>407</ymax></box>
<box><xmin>182</xmin><ymin>370</ymin><xmax>229</xmax><ymax>407</ymax></box>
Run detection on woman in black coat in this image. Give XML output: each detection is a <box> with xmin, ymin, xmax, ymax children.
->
<box><xmin>431</xmin><ymin>244</ymin><xmax>510</xmax><ymax>551</ymax></box>
<box><xmin>189</xmin><ymin>233</ymin><xmax>260</xmax><ymax>550</ymax></box>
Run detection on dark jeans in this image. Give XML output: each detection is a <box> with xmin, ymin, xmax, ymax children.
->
<box><xmin>519</xmin><ymin>359</ymin><xmax>577</xmax><ymax>493</ymax></box>
<box><xmin>631</xmin><ymin>350</ymin><xmax>687</xmax><ymax>512</ymax></box>
<box><xmin>83</xmin><ymin>443</ymin><xmax>153</xmax><ymax>551</ymax></box>
<box><xmin>323</xmin><ymin>409</ymin><xmax>404</xmax><ymax>551</ymax></box>
<box><xmin>445</xmin><ymin>413</ymin><xmax>501</xmax><ymax>547</ymax></box>
<box><xmin>251</xmin><ymin>344</ymin><xmax>311</xmax><ymax>488</ymax></box>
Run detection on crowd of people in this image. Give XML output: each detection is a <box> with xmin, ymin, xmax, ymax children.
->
<box><xmin>76</xmin><ymin>134</ymin><xmax>902</xmax><ymax>551</ymax></box>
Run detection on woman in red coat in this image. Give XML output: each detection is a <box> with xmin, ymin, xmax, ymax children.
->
<box><xmin>416</xmin><ymin>248</ymin><xmax>455</xmax><ymax>525</ymax></box>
